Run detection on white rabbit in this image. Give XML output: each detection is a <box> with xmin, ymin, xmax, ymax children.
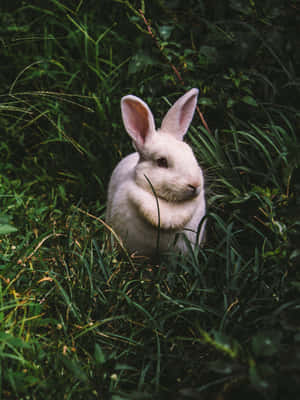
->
<box><xmin>106</xmin><ymin>88</ymin><xmax>206</xmax><ymax>257</ymax></box>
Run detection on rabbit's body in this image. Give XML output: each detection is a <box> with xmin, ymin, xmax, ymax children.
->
<box><xmin>106</xmin><ymin>89</ymin><xmax>206</xmax><ymax>256</ymax></box>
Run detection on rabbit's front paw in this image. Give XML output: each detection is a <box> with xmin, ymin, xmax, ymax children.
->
<box><xmin>129</xmin><ymin>188</ymin><xmax>196</xmax><ymax>231</ymax></box>
<box><xmin>158</xmin><ymin>200</ymin><xmax>196</xmax><ymax>230</ymax></box>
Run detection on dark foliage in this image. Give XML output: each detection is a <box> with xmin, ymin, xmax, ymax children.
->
<box><xmin>0</xmin><ymin>1</ymin><xmax>299</xmax><ymax>399</ymax></box>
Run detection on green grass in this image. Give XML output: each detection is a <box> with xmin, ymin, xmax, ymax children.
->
<box><xmin>0</xmin><ymin>1</ymin><xmax>300</xmax><ymax>399</ymax></box>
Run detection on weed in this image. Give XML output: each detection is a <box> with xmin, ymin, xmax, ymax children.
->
<box><xmin>0</xmin><ymin>1</ymin><xmax>299</xmax><ymax>399</ymax></box>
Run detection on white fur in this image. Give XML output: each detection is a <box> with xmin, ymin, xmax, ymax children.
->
<box><xmin>106</xmin><ymin>88</ymin><xmax>206</xmax><ymax>257</ymax></box>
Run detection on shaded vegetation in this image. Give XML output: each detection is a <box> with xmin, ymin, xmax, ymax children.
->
<box><xmin>0</xmin><ymin>0</ymin><xmax>300</xmax><ymax>399</ymax></box>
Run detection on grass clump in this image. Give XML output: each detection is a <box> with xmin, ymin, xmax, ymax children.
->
<box><xmin>0</xmin><ymin>1</ymin><xmax>300</xmax><ymax>399</ymax></box>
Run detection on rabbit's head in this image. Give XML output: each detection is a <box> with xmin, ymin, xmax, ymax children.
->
<box><xmin>121</xmin><ymin>89</ymin><xmax>204</xmax><ymax>203</ymax></box>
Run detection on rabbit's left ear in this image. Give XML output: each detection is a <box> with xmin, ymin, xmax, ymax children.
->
<box><xmin>121</xmin><ymin>95</ymin><xmax>156</xmax><ymax>151</ymax></box>
<box><xmin>160</xmin><ymin>88</ymin><xmax>198</xmax><ymax>140</ymax></box>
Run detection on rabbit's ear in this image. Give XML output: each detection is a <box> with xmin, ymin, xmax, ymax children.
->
<box><xmin>121</xmin><ymin>95</ymin><xmax>156</xmax><ymax>150</ymax></box>
<box><xmin>160</xmin><ymin>88</ymin><xmax>198</xmax><ymax>140</ymax></box>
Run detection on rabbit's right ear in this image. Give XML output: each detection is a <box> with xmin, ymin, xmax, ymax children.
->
<box><xmin>121</xmin><ymin>95</ymin><xmax>156</xmax><ymax>151</ymax></box>
<box><xmin>160</xmin><ymin>88</ymin><xmax>198</xmax><ymax>140</ymax></box>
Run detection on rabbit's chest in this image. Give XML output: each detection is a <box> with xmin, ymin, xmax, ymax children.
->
<box><xmin>114</xmin><ymin>202</ymin><xmax>174</xmax><ymax>255</ymax></box>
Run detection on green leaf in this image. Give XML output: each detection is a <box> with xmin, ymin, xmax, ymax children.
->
<box><xmin>242</xmin><ymin>96</ymin><xmax>258</xmax><ymax>107</ymax></box>
<box><xmin>229</xmin><ymin>0</ymin><xmax>252</xmax><ymax>15</ymax></box>
<box><xmin>249</xmin><ymin>364</ymin><xmax>270</xmax><ymax>390</ymax></box>
<box><xmin>128</xmin><ymin>51</ymin><xmax>156</xmax><ymax>74</ymax></box>
<box><xmin>207</xmin><ymin>359</ymin><xmax>234</xmax><ymax>374</ymax></box>
<box><xmin>0</xmin><ymin>215</ymin><xmax>11</xmax><ymax>224</ymax></box>
<box><xmin>61</xmin><ymin>357</ymin><xmax>88</xmax><ymax>383</ymax></box>
<box><xmin>252</xmin><ymin>331</ymin><xmax>282</xmax><ymax>357</ymax></box>
<box><xmin>198</xmin><ymin>97</ymin><xmax>214</xmax><ymax>106</ymax></box>
<box><xmin>0</xmin><ymin>224</ymin><xmax>17</xmax><ymax>235</ymax></box>
<box><xmin>198</xmin><ymin>46</ymin><xmax>218</xmax><ymax>65</ymax></box>
<box><xmin>294</xmin><ymin>333</ymin><xmax>300</xmax><ymax>342</ymax></box>
<box><xmin>227</xmin><ymin>98</ymin><xmax>236</xmax><ymax>108</ymax></box>
<box><xmin>94</xmin><ymin>343</ymin><xmax>106</xmax><ymax>365</ymax></box>
<box><xmin>0</xmin><ymin>332</ymin><xmax>30</xmax><ymax>349</ymax></box>
<box><xmin>158</xmin><ymin>25</ymin><xmax>173</xmax><ymax>41</ymax></box>
<box><xmin>290</xmin><ymin>249</ymin><xmax>300</xmax><ymax>260</ymax></box>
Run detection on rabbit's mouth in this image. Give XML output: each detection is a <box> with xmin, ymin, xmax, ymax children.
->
<box><xmin>156</xmin><ymin>184</ymin><xmax>201</xmax><ymax>203</ymax></box>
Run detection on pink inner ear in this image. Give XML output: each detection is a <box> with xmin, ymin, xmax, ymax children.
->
<box><xmin>179</xmin><ymin>95</ymin><xmax>197</xmax><ymax>129</ymax></box>
<box><xmin>160</xmin><ymin>89</ymin><xmax>198</xmax><ymax>140</ymax></box>
<box><xmin>123</xmin><ymin>99</ymin><xmax>150</xmax><ymax>145</ymax></box>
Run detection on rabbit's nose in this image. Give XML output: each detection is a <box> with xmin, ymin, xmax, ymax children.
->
<box><xmin>188</xmin><ymin>183</ymin><xmax>200</xmax><ymax>196</ymax></box>
<box><xmin>188</xmin><ymin>184</ymin><xmax>196</xmax><ymax>191</ymax></box>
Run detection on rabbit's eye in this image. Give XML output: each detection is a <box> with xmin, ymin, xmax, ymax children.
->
<box><xmin>156</xmin><ymin>157</ymin><xmax>168</xmax><ymax>168</ymax></box>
